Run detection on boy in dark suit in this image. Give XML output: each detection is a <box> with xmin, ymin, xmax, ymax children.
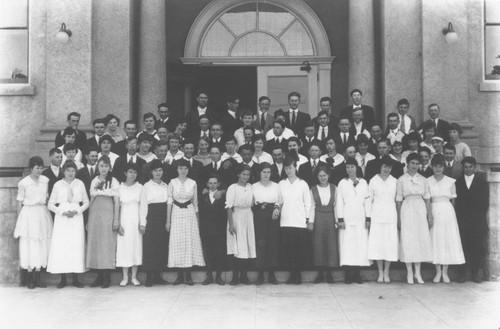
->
<box><xmin>185</xmin><ymin>90</ymin><xmax>216</xmax><ymax>138</ymax></box>
<box><xmin>87</xmin><ymin>118</ymin><xmax>107</xmax><ymax>152</ymax></box>
<box><xmin>112</xmin><ymin>120</ymin><xmax>137</xmax><ymax>157</ymax></box>
<box><xmin>419</xmin><ymin>103</ymin><xmax>450</xmax><ymax>141</ymax></box>
<box><xmin>112</xmin><ymin>137</ymin><xmax>147</xmax><ymax>183</ymax></box>
<box><xmin>417</xmin><ymin>147</ymin><xmax>434</xmax><ymax>178</ymax></box>
<box><xmin>300</xmin><ymin>123</ymin><xmax>319</xmax><ymax>157</ymax></box>
<box><xmin>333</xmin><ymin>117</ymin><xmax>356</xmax><ymax>154</ymax></box>
<box><xmin>220</xmin><ymin>95</ymin><xmax>242</xmax><ymax>137</ymax></box>
<box><xmin>340</xmin><ymin>89</ymin><xmax>375</xmax><ymax>130</ymax></box>
<box><xmin>199</xmin><ymin>174</ymin><xmax>228</xmax><ymax>285</ymax></box>
<box><xmin>364</xmin><ymin>139</ymin><xmax>404</xmax><ymax>182</ymax></box>
<box><xmin>456</xmin><ymin>157</ymin><xmax>489</xmax><ymax>283</ymax></box>
<box><xmin>270</xmin><ymin>145</ymin><xmax>287</xmax><ymax>183</ymax></box>
<box><xmin>55</xmin><ymin>112</ymin><xmax>88</xmax><ymax>153</ymax></box>
<box><xmin>443</xmin><ymin>144</ymin><xmax>462</xmax><ymax>179</ymax></box>
<box><xmin>77</xmin><ymin>146</ymin><xmax>99</xmax><ymax>197</ymax></box>
<box><xmin>43</xmin><ymin>148</ymin><xmax>63</xmax><ymax>195</ymax></box>
<box><xmin>284</xmin><ymin>91</ymin><xmax>312</xmax><ymax>138</ymax></box>
<box><xmin>298</xmin><ymin>143</ymin><xmax>325</xmax><ymax>187</ymax></box>
<box><xmin>252</xmin><ymin>96</ymin><xmax>274</xmax><ymax>134</ymax></box>
<box><xmin>239</xmin><ymin>144</ymin><xmax>261</xmax><ymax>184</ymax></box>
<box><xmin>265</xmin><ymin>120</ymin><xmax>289</xmax><ymax>153</ymax></box>
<box><xmin>171</xmin><ymin>140</ymin><xmax>204</xmax><ymax>182</ymax></box>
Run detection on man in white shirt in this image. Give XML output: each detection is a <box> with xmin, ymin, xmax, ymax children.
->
<box><xmin>350</xmin><ymin>108</ymin><xmax>371</xmax><ymax>139</ymax></box>
<box><xmin>43</xmin><ymin>148</ymin><xmax>63</xmax><ymax>195</ymax></box>
<box><xmin>285</xmin><ymin>91</ymin><xmax>312</xmax><ymax>138</ymax></box>
<box><xmin>87</xmin><ymin>118</ymin><xmax>107</xmax><ymax>152</ymax></box>
<box><xmin>396</xmin><ymin>98</ymin><xmax>416</xmax><ymax>134</ymax></box>
<box><xmin>155</xmin><ymin>102</ymin><xmax>174</xmax><ymax>132</ymax></box>
<box><xmin>253</xmin><ymin>96</ymin><xmax>274</xmax><ymax>134</ymax></box>
<box><xmin>271</xmin><ymin>145</ymin><xmax>286</xmax><ymax>183</ymax></box>
<box><xmin>384</xmin><ymin>113</ymin><xmax>405</xmax><ymax>144</ymax></box>
<box><xmin>443</xmin><ymin>143</ymin><xmax>462</xmax><ymax>179</ymax></box>
<box><xmin>137</xmin><ymin>112</ymin><xmax>160</xmax><ymax>141</ymax></box>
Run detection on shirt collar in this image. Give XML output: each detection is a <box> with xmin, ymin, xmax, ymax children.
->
<box><xmin>228</xmin><ymin>110</ymin><xmax>236</xmax><ymax>118</ymax></box>
<box><xmin>51</xmin><ymin>165</ymin><xmax>60</xmax><ymax>171</ymax></box>
<box><xmin>289</xmin><ymin>108</ymin><xmax>298</xmax><ymax>113</ymax></box>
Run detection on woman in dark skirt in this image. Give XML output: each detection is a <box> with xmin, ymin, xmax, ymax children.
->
<box><xmin>310</xmin><ymin>164</ymin><xmax>339</xmax><ymax>283</ymax></box>
<box><xmin>252</xmin><ymin>163</ymin><xmax>282</xmax><ymax>285</ymax></box>
<box><xmin>140</xmin><ymin>159</ymin><xmax>169</xmax><ymax>287</ymax></box>
<box><xmin>87</xmin><ymin>155</ymin><xmax>120</xmax><ymax>288</ymax></box>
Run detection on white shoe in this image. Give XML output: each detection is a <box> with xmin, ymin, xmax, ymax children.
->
<box><xmin>377</xmin><ymin>275</ymin><xmax>384</xmax><ymax>283</ymax></box>
<box><xmin>407</xmin><ymin>274</ymin><xmax>414</xmax><ymax>285</ymax></box>
<box><xmin>415</xmin><ymin>276</ymin><xmax>425</xmax><ymax>284</ymax></box>
<box><xmin>442</xmin><ymin>274</ymin><xmax>450</xmax><ymax>284</ymax></box>
<box><xmin>383</xmin><ymin>273</ymin><xmax>391</xmax><ymax>283</ymax></box>
<box><xmin>433</xmin><ymin>274</ymin><xmax>441</xmax><ymax>283</ymax></box>
<box><xmin>131</xmin><ymin>278</ymin><xmax>141</xmax><ymax>286</ymax></box>
<box><xmin>119</xmin><ymin>279</ymin><xmax>128</xmax><ymax>287</ymax></box>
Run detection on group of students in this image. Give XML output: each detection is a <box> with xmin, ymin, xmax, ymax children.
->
<box><xmin>14</xmin><ymin>90</ymin><xmax>489</xmax><ymax>289</ymax></box>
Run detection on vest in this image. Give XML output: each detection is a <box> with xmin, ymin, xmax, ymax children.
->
<box><xmin>311</xmin><ymin>184</ymin><xmax>336</xmax><ymax>214</ymax></box>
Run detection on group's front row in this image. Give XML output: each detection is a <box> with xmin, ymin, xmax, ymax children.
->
<box><xmin>14</xmin><ymin>152</ymin><xmax>481</xmax><ymax>289</ymax></box>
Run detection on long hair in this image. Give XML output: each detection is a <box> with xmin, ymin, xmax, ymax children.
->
<box><xmin>96</xmin><ymin>155</ymin><xmax>113</xmax><ymax>189</ymax></box>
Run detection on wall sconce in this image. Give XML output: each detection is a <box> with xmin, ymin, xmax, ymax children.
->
<box><xmin>442</xmin><ymin>22</ymin><xmax>458</xmax><ymax>44</ymax></box>
<box><xmin>300</xmin><ymin>61</ymin><xmax>311</xmax><ymax>73</ymax></box>
<box><xmin>56</xmin><ymin>23</ymin><xmax>72</xmax><ymax>43</ymax></box>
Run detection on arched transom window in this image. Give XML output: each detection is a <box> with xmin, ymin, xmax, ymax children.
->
<box><xmin>200</xmin><ymin>2</ymin><xmax>315</xmax><ymax>57</ymax></box>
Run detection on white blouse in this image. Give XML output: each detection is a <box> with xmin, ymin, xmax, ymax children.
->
<box><xmin>167</xmin><ymin>178</ymin><xmax>198</xmax><ymax>212</ymax></box>
<box><xmin>137</xmin><ymin>152</ymin><xmax>158</xmax><ymax>163</ymax></box>
<box><xmin>309</xmin><ymin>185</ymin><xmax>334</xmax><ymax>224</ymax></box>
<box><xmin>48</xmin><ymin>179</ymin><xmax>89</xmax><ymax>216</ymax></box>
<box><xmin>17</xmin><ymin>175</ymin><xmax>49</xmax><ymax>206</ymax></box>
<box><xmin>226</xmin><ymin>183</ymin><xmax>253</xmax><ymax>209</ymax></box>
<box><xmin>252</xmin><ymin>151</ymin><xmax>273</xmax><ymax>165</ymax></box>
<box><xmin>319</xmin><ymin>153</ymin><xmax>345</xmax><ymax>167</ymax></box>
<box><xmin>279</xmin><ymin>178</ymin><xmax>312</xmax><ymax>228</ymax></box>
<box><xmin>252</xmin><ymin>181</ymin><xmax>281</xmax><ymax>205</ymax></box>
<box><xmin>98</xmin><ymin>152</ymin><xmax>120</xmax><ymax>169</ymax></box>
<box><xmin>139</xmin><ymin>180</ymin><xmax>168</xmax><ymax>226</ymax></box>
<box><xmin>118</xmin><ymin>182</ymin><xmax>143</xmax><ymax>206</ymax></box>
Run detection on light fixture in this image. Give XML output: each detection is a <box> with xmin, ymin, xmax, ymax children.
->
<box><xmin>300</xmin><ymin>61</ymin><xmax>311</xmax><ymax>73</ymax></box>
<box><xmin>56</xmin><ymin>23</ymin><xmax>72</xmax><ymax>43</ymax></box>
<box><xmin>442</xmin><ymin>22</ymin><xmax>458</xmax><ymax>44</ymax></box>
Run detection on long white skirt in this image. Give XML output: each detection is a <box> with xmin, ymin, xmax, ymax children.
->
<box><xmin>399</xmin><ymin>197</ymin><xmax>433</xmax><ymax>263</ymax></box>
<box><xmin>47</xmin><ymin>202</ymin><xmax>86</xmax><ymax>273</ymax></box>
<box><xmin>368</xmin><ymin>199</ymin><xmax>398</xmax><ymax>261</ymax></box>
<box><xmin>14</xmin><ymin>205</ymin><xmax>53</xmax><ymax>271</ymax></box>
<box><xmin>116</xmin><ymin>202</ymin><xmax>142</xmax><ymax>267</ymax></box>
<box><xmin>339</xmin><ymin>224</ymin><xmax>370</xmax><ymax>266</ymax></box>
<box><xmin>227</xmin><ymin>208</ymin><xmax>256</xmax><ymax>259</ymax></box>
<box><xmin>431</xmin><ymin>200</ymin><xmax>465</xmax><ymax>265</ymax></box>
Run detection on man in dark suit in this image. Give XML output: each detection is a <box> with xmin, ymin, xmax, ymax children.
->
<box><xmin>349</xmin><ymin>108</ymin><xmax>371</xmax><ymax>139</ymax></box>
<box><xmin>112</xmin><ymin>120</ymin><xmax>138</xmax><ymax>157</ymax></box>
<box><xmin>284</xmin><ymin>91</ymin><xmax>312</xmax><ymax>138</ymax></box>
<box><xmin>43</xmin><ymin>148</ymin><xmax>64</xmax><ymax>195</ymax></box>
<box><xmin>239</xmin><ymin>144</ymin><xmax>261</xmax><ymax>184</ymax></box>
<box><xmin>455</xmin><ymin>157</ymin><xmax>489</xmax><ymax>283</ymax></box>
<box><xmin>314</xmin><ymin>110</ymin><xmax>336</xmax><ymax>144</ymax></box>
<box><xmin>220</xmin><ymin>95</ymin><xmax>242</xmax><ymax>137</ymax></box>
<box><xmin>171</xmin><ymin>140</ymin><xmax>204</xmax><ymax>182</ymax></box>
<box><xmin>185</xmin><ymin>90</ymin><xmax>216</xmax><ymax>138</ymax></box>
<box><xmin>270</xmin><ymin>145</ymin><xmax>287</xmax><ymax>183</ymax></box>
<box><xmin>265</xmin><ymin>121</ymin><xmax>289</xmax><ymax>153</ymax></box>
<box><xmin>396</xmin><ymin>98</ymin><xmax>417</xmax><ymax>134</ymax></box>
<box><xmin>417</xmin><ymin>146</ymin><xmax>434</xmax><ymax>178</ymax></box>
<box><xmin>312</xmin><ymin>96</ymin><xmax>339</xmax><ymax>130</ymax></box>
<box><xmin>332</xmin><ymin>117</ymin><xmax>356</xmax><ymax>154</ymax></box>
<box><xmin>55</xmin><ymin>112</ymin><xmax>88</xmax><ymax>153</ymax></box>
<box><xmin>200</xmin><ymin>145</ymin><xmax>238</xmax><ymax>193</ymax></box>
<box><xmin>76</xmin><ymin>146</ymin><xmax>99</xmax><ymax>196</ymax></box>
<box><xmin>87</xmin><ymin>118</ymin><xmax>107</xmax><ymax>152</ymax></box>
<box><xmin>112</xmin><ymin>137</ymin><xmax>147</xmax><ymax>183</ymax></box>
<box><xmin>209</xmin><ymin>122</ymin><xmax>226</xmax><ymax>151</ymax></box>
<box><xmin>155</xmin><ymin>103</ymin><xmax>175</xmax><ymax>132</ymax></box>
<box><xmin>364</xmin><ymin>139</ymin><xmax>404</xmax><ymax>182</ymax></box>
<box><xmin>252</xmin><ymin>96</ymin><xmax>274</xmax><ymax>134</ymax></box>
<box><xmin>443</xmin><ymin>144</ymin><xmax>462</xmax><ymax>179</ymax></box>
<box><xmin>418</xmin><ymin>103</ymin><xmax>450</xmax><ymax>141</ymax></box>
<box><xmin>191</xmin><ymin>114</ymin><xmax>211</xmax><ymax>142</ymax></box>
<box><xmin>340</xmin><ymin>89</ymin><xmax>375</xmax><ymax>130</ymax></box>
<box><xmin>383</xmin><ymin>113</ymin><xmax>405</xmax><ymax>144</ymax></box>
<box><xmin>298</xmin><ymin>143</ymin><xmax>325</xmax><ymax>187</ymax></box>
<box><xmin>368</xmin><ymin>124</ymin><xmax>383</xmax><ymax>156</ymax></box>
<box><xmin>300</xmin><ymin>123</ymin><xmax>319</xmax><ymax>157</ymax></box>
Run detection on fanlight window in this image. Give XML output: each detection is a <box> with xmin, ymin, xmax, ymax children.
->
<box><xmin>201</xmin><ymin>2</ymin><xmax>314</xmax><ymax>57</ymax></box>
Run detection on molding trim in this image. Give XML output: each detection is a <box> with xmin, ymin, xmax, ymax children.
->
<box><xmin>0</xmin><ymin>84</ymin><xmax>36</xmax><ymax>96</ymax></box>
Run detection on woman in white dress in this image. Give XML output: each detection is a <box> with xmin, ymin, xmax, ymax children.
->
<box><xmin>396</xmin><ymin>153</ymin><xmax>433</xmax><ymax>284</ymax></box>
<box><xmin>367</xmin><ymin>156</ymin><xmax>398</xmax><ymax>283</ymax></box>
<box><xmin>47</xmin><ymin>160</ymin><xmax>89</xmax><ymax>288</ymax></box>
<box><xmin>252</xmin><ymin>134</ymin><xmax>273</xmax><ymax>165</ymax></box>
<box><xmin>336</xmin><ymin>158</ymin><xmax>371</xmax><ymax>284</ymax></box>
<box><xmin>427</xmin><ymin>154</ymin><xmax>465</xmax><ymax>283</ymax></box>
<box><xmin>226</xmin><ymin>164</ymin><xmax>256</xmax><ymax>285</ymax></box>
<box><xmin>14</xmin><ymin>156</ymin><xmax>53</xmax><ymax>289</ymax></box>
<box><xmin>116</xmin><ymin>163</ymin><xmax>144</xmax><ymax>286</ymax></box>
<box><xmin>166</xmin><ymin>159</ymin><xmax>205</xmax><ymax>285</ymax></box>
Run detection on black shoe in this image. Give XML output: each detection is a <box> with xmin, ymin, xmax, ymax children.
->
<box><xmin>90</xmin><ymin>272</ymin><xmax>103</xmax><ymax>287</ymax></box>
<box><xmin>353</xmin><ymin>269</ymin><xmax>363</xmax><ymax>284</ymax></box>
<box><xmin>57</xmin><ymin>274</ymin><xmax>67</xmax><ymax>289</ymax></box>
<box><xmin>286</xmin><ymin>272</ymin><xmax>295</xmax><ymax>285</ymax></box>
<box><xmin>72</xmin><ymin>274</ymin><xmax>84</xmax><ymax>288</ymax></box>
<box><xmin>344</xmin><ymin>269</ymin><xmax>352</xmax><ymax>284</ymax></box>
<box><xmin>472</xmin><ymin>269</ymin><xmax>482</xmax><ymax>283</ymax></box>
<box><xmin>185</xmin><ymin>272</ymin><xmax>194</xmax><ymax>286</ymax></box>
<box><xmin>255</xmin><ymin>272</ymin><xmax>264</xmax><ymax>286</ymax></box>
<box><xmin>314</xmin><ymin>272</ymin><xmax>325</xmax><ymax>284</ymax></box>
<box><xmin>34</xmin><ymin>271</ymin><xmax>47</xmax><ymax>288</ymax></box>
<box><xmin>101</xmin><ymin>271</ymin><xmax>110</xmax><ymax>288</ymax></box>
<box><xmin>240</xmin><ymin>271</ymin><xmax>250</xmax><ymax>285</ymax></box>
<box><xmin>27</xmin><ymin>272</ymin><xmax>35</xmax><ymax>289</ymax></box>
<box><xmin>173</xmin><ymin>272</ymin><xmax>184</xmax><ymax>285</ymax></box>
<box><xmin>268</xmin><ymin>272</ymin><xmax>278</xmax><ymax>285</ymax></box>
<box><xmin>202</xmin><ymin>272</ymin><xmax>214</xmax><ymax>285</ymax></box>
<box><xmin>215</xmin><ymin>273</ymin><xmax>225</xmax><ymax>286</ymax></box>
<box><xmin>457</xmin><ymin>267</ymin><xmax>466</xmax><ymax>283</ymax></box>
<box><xmin>145</xmin><ymin>272</ymin><xmax>153</xmax><ymax>287</ymax></box>
<box><xmin>154</xmin><ymin>272</ymin><xmax>169</xmax><ymax>285</ymax></box>
<box><xmin>326</xmin><ymin>272</ymin><xmax>334</xmax><ymax>284</ymax></box>
<box><xmin>294</xmin><ymin>273</ymin><xmax>302</xmax><ymax>285</ymax></box>
<box><xmin>230</xmin><ymin>271</ymin><xmax>239</xmax><ymax>285</ymax></box>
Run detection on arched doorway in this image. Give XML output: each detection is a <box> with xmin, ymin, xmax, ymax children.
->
<box><xmin>180</xmin><ymin>0</ymin><xmax>334</xmax><ymax>115</ymax></box>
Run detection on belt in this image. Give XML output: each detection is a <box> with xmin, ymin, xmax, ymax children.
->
<box><xmin>173</xmin><ymin>200</ymin><xmax>191</xmax><ymax>208</ymax></box>
<box><xmin>431</xmin><ymin>197</ymin><xmax>450</xmax><ymax>203</ymax></box>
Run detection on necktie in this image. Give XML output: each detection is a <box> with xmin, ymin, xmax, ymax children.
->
<box><xmin>343</xmin><ymin>133</ymin><xmax>347</xmax><ymax>144</ymax></box>
<box><xmin>291</xmin><ymin>111</ymin><xmax>296</xmax><ymax>128</ymax></box>
<box><xmin>401</xmin><ymin>115</ymin><xmax>406</xmax><ymax>133</ymax></box>
<box><xmin>90</xmin><ymin>166</ymin><xmax>94</xmax><ymax>177</ymax></box>
<box><xmin>312</xmin><ymin>159</ymin><xmax>317</xmax><ymax>171</ymax></box>
<box><xmin>361</xmin><ymin>158</ymin><xmax>365</xmax><ymax>167</ymax></box>
<box><xmin>321</xmin><ymin>127</ymin><xmax>326</xmax><ymax>141</ymax></box>
<box><xmin>213</xmin><ymin>162</ymin><xmax>217</xmax><ymax>170</ymax></box>
<box><xmin>261</xmin><ymin>113</ymin><xmax>265</xmax><ymax>129</ymax></box>
<box><xmin>128</xmin><ymin>157</ymin><xmax>133</xmax><ymax>164</ymax></box>
<box><xmin>448</xmin><ymin>162</ymin><xmax>452</xmax><ymax>169</ymax></box>
<box><xmin>275</xmin><ymin>138</ymin><xmax>279</xmax><ymax>144</ymax></box>
<box><xmin>433</xmin><ymin>119</ymin><xmax>437</xmax><ymax>128</ymax></box>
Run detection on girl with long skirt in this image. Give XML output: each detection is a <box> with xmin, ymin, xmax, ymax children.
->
<box><xmin>278</xmin><ymin>157</ymin><xmax>312</xmax><ymax>285</ymax></box>
<box><xmin>427</xmin><ymin>154</ymin><xmax>465</xmax><ymax>283</ymax></box>
<box><xmin>166</xmin><ymin>159</ymin><xmax>205</xmax><ymax>285</ymax></box>
<box><xmin>47</xmin><ymin>160</ymin><xmax>89</xmax><ymax>288</ymax></box>
<box><xmin>367</xmin><ymin>155</ymin><xmax>398</xmax><ymax>283</ymax></box>
<box><xmin>336</xmin><ymin>158</ymin><xmax>371</xmax><ymax>284</ymax></box>
<box><xmin>310</xmin><ymin>164</ymin><xmax>339</xmax><ymax>284</ymax></box>
<box><xmin>252</xmin><ymin>163</ymin><xmax>282</xmax><ymax>285</ymax></box>
<box><xmin>227</xmin><ymin>164</ymin><xmax>256</xmax><ymax>285</ymax></box>
<box><xmin>14</xmin><ymin>156</ymin><xmax>54</xmax><ymax>289</ymax></box>
<box><xmin>116</xmin><ymin>163</ymin><xmax>144</xmax><ymax>286</ymax></box>
<box><xmin>396</xmin><ymin>153</ymin><xmax>433</xmax><ymax>284</ymax></box>
<box><xmin>86</xmin><ymin>155</ymin><xmax>120</xmax><ymax>288</ymax></box>
<box><xmin>140</xmin><ymin>159</ymin><xmax>169</xmax><ymax>287</ymax></box>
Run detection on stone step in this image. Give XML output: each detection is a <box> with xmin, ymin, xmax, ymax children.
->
<box><xmin>32</xmin><ymin>266</ymin><xmax>471</xmax><ymax>286</ymax></box>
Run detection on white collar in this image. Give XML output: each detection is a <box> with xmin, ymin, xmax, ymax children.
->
<box><xmin>228</xmin><ymin>110</ymin><xmax>236</xmax><ymax>118</ymax></box>
<box><xmin>353</xmin><ymin>104</ymin><xmax>362</xmax><ymax>109</ymax></box>
<box><xmin>289</xmin><ymin>108</ymin><xmax>298</xmax><ymax>113</ymax></box>
<box><xmin>311</xmin><ymin>158</ymin><xmax>319</xmax><ymax>165</ymax></box>
<box><xmin>51</xmin><ymin>165</ymin><xmax>60</xmax><ymax>171</ymax></box>
<box><xmin>198</xmin><ymin>106</ymin><xmax>207</xmax><ymax>112</ymax></box>
<box><xmin>127</xmin><ymin>153</ymin><xmax>137</xmax><ymax>161</ymax></box>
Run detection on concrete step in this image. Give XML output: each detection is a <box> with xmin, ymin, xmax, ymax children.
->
<box><xmin>31</xmin><ymin>265</ymin><xmax>471</xmax><ymax>286</ymax></box>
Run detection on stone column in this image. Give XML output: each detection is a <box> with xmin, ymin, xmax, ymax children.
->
<box><xmin>138</xmin><ymin>0</ymin><xmax>167</xmax><ymax>129</ymax></box>
<box><xmin>486</xmin><ymin>171</ymin><xmax>500</xmax><ymax>280</ymax></box>
<box><xmin>348</xmin><ymin>0</ymin><xmax>376</xmax><ymax>107</ymax></box>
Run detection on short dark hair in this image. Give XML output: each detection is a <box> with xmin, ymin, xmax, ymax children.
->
<box><xmin>274</xmin><ymin>109</ymin><xmax>285</xmax><ymax>119</ymax></box>
<box><xmin>377</xmin><ymin>138</ymin><xmax>391</xmax><ymax>146</ymax></box>
<box><xmin>49</xmin><ymin>148</ymin><xmax>62</xmax><ymax>156</ymax></box>
<box><xmin>404</xmin><ymin>131</ymin><xmax>421</xmax><ymax>143</ymax></box>
<box><xmin>207</xmin><ymin>173</ymin><xmax>221</xmax><ymax>182</ymax></box>
<box><xmin>350</xmin><ymin>89</ymin><xmax>362</xmax><ymax>96</ymax></box>
<box><xmin>196</xmin><ymin>89</ymin><xmax>208</xmax><ymax>97</ymax></box>
<box><xmin>226</xmin><ymin>95</ymin><xmax>239</xmax><ymax>103</ymax></box>
<box><xmin>387</xmin><ymin>112</ymin><xmax>399</xmax><ymax>120</ymax></box>
<box><xmin>149</xmin><ymin>159</ymin><xmax>163</xmax><ymax>171</ymax></box>
<box><xmin>258</xmin><ymin>162</ymin><xmax>272</xmax><ymax>174</ymax></box>
<box><xmin>314</xmin><ymin>163</ymin><xmax>331</xmax><ymax>178</ymax></box>
<box><xmin>449</xmin><ymin>122</ymin><xmax>463</xmax><ymax>135</ymax></box>
<box><xmin>283</xmin><ymin>156</ymin><xmax>297</xmax><ymax>167</ymax></box>
<box><xmin>67</xmin><ymin>112</ymin><xmax>81</xmax><ymax>120</ymax></box>
<box><xmin>397</xmin><ymin>98</ymin><xmax>409</xmax><ymax>106</ymax></box>
<box><xmin>238</xmin><ymin>144</ymin><xmax>255</xmax><ymax>154</ymax></box>
<box><xmin>143</xmin><ymin>112</ymin><xmax>156</xmax><ymax>122</ymax></box>
<box><xmin>380</xmin><ymin>155</ymin><xmax>393</xmax><ymax>167</ymax></box>
<box><xmin>258</xmin><ymin>96</ymin><xmax>270</xmax><ymax>103</ymax></box>
<box><xmin>28</xmin><ymin>156</ymin><xmax>44</xmax><ymax>169</ymax></box>
<box><xmin>428</xmin><ymin>103</ymin><xmax>440</xmax><ymax>110</ymax></box>
<box><xmin>236</xmin><ymin>163</ymin><xmax>251</xmax><ymax>175</ymax></box>
<box><xmin>273</xmin><ymin>120</ymin><xmax>285</xmax><ymax>129</ymax></box>
<box><xmin>123</xmin><ymin>120</ymin><xmax>137</xmax><ymax>128</ymax></box>
<box><xmin>317</xmin><ymin>110</ymin><xmax>329</xmax><ymax>118</ymax></box>
<box><xmin>104</xmin><ymin>114</ymin><xmax>120</xmax><ymax>126</ymax></box>
<box><xmin>431</xmin><ymin>153</ymin><xmax>446</xmax><ymax>166</ymax></box>
<box><xmin>157</xmin><ymin>103</ymin><xmax>168</xmax><ymax>110</ymax></box>
<box><xmin>124</xmin><ymin>162</ymin><xmax>139</xmax><ymax>173</ymax></box>
<box><xmin>198</xmin><ymin>114</ymin><xmax>210</xmax><ymax>122</ymax></box>
<box><xmin>356</xmin><ymin>134</ymin><xmax>370</xmax><ymax>145</ymax></box>
<box><xmin>287</xmin><ymin>136</ymin><xmax>301</xmax><ymax>147</ymax></box>
<box><xmin>443</xmin><ymin>143</ymin><xmax>456</xmax><ymax>153</ymax></box>
<box><xmin>407</xmin><ymin>152</ymin><xmax>420</xmax><ymax>164</ymax></box>
<box><xmin>62</xmin><ymin>127</ymin><xmax>76</xmax><ymax>138</ymax></box>
<box><xmin>320</xmin><ymin>96</ymin><xmax>331</xmax><ymax>103</ymax></box>
<box><xmin>461</xmin><ymin>156</ymin><xmax>476</xmax><ymax>166</ymax></box>
<box><xmin>156</xmin><ymin>140</ymin><xmax>169</xmax><ymax>148</ymax></box>
<box><xmin>225</xmin><ymin>136</ymin><xmax>237</xmax><ymax>144</ymax></box>
<box><xmin>181</xmin><ymin>139</ymin><xmax>196</xmax><ymax>148</ymax></box>
<box><xmin>62</xmin><ymin>160</ymin><xmax>77</xmax><ymax>172</ymax></box>
<box><xmin>240</xmin><ymin>110</ymin><xmax>253</xmax><ymax>119</ymax></box>
<box><xmin>288</xmin><ymin>91</ymin><xmax>301</xmax><ymax>99</ymax></box>
<box><xmin>338</xmin><ymin>116</ymin><xmax>352</xmax><ymax>124</ymax></box>
<box><xmin>422</xmin><ymin>121</ymin><xmax>436</xmax><ymax>132</ymax></box>
<box><xmin>63</xmin><ymin>143</ymin><xmax>77</xmax><ymax>154</ymax></box>
<box><xmin>175</xmin><ymin>158</ymin><xmax>190</xmax><ymax>169</ymax></box>
<box><xmin>86</xmin><ymin>146</ymin><xmax>100</xmax><ymax>155</ymax></box>
<box><xmin>252</xmin><ymin>134</ymin><xmax>266</xmax><ymax>144</ymax></box>
<box><xmin>99</xmin><ymin>134</ymin><xmax>115</xmax><ymax>146</ymax></box>
<box><xmin>272</xmin><ymin>145</ymin><xmax>285</xmax><ymax>154</ymax></box>
<box><xmin>418</xmin><ymin>146</ymin><xmax>432</xmax><ymax>156</ymax></box>
<box><xmin>93</xmin><ymin>118</ymin><xmax>106</xmax><ymax>126</ymax></box>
